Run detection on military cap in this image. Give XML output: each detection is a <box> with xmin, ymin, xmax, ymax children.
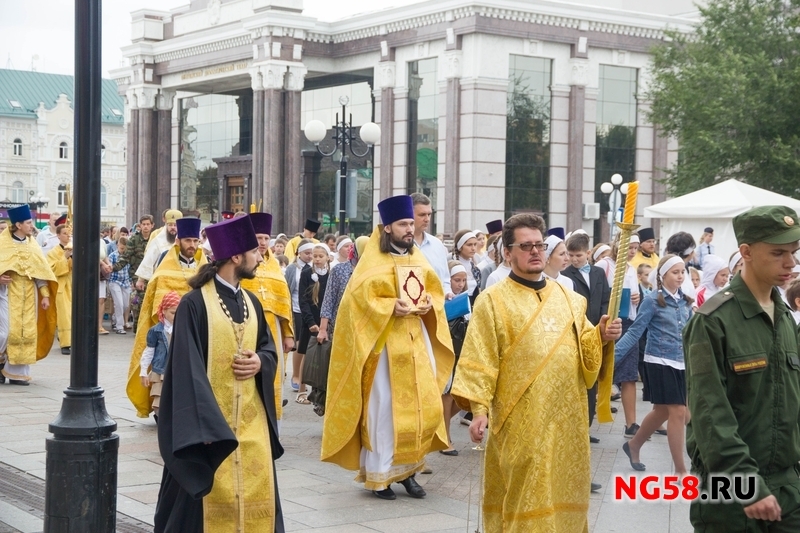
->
<box><xmin>733</xmin><ymin>205</ymin><xmax>800</xmax><ymax>245</ymax></box>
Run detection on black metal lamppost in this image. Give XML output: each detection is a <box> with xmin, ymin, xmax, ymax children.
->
<box><xmin>44</xmin><ymin>1</ymin><xmax>119</xmax><ymax>531</ymax></box>
<box><xmin>303</xmin><ymin>96</ymin><xmax>381</xmax><ymax>236</ymax></box>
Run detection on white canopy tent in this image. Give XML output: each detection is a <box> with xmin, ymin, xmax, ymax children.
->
<box><xmin>644</xmin><ymin>180</ymin><xmax>800</xmax><ymax>263</ymax></box>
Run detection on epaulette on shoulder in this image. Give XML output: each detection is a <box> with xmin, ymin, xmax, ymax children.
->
<box><xmin>696</xmin><ymin>289</ymin><xmax>735</xmax><ymax>316</ymax></box>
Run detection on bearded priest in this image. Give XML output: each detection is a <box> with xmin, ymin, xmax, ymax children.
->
<box><xmin>321</xmin><ymin>195</ymin><xmax>454</xmax><ymax>500</ymax></box>
<box><xmin>154</xmin><ymin>214</ymin><xmax>284</xmax><ymax>533</ymax></box>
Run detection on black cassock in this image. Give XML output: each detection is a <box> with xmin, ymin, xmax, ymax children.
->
<box><xmin>154</xmin><ymin>278</ymin><xmax>285</xmax><ymax>533</ymax></box>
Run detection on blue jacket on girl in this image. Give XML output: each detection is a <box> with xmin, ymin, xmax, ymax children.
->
<box><xmin>614</xmin><ymin>288</ymin><xmax>693</xmax><ymax>364</ymax></box>
<box><xmin>146</xmin><ymin>322</ymin><xmax>170</xmax><ymax>375</ymax></box>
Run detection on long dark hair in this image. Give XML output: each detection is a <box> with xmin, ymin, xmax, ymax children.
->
<box><xmin>188</xmin><ymin>260</ymin><xmax>228</xmax><ymax>289</ymax></box>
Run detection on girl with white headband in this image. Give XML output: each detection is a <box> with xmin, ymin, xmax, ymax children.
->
<box><xmin>295</xmin><ymin>244</ymin><xmax>331</xmax><ymax>405</ymax></box>
<box><xmin>284</xmin><ymin>238</ymin><xmax>316</xmax><ymax>395</ymax></box>
<box><xmin>590</xmin><ymin>243</ymin><xmax>612</xmax><ymax>266</ymax></box>
<box><xmin>485</xmin><ymin>239</ymin><xmax>512</xmax><ymax>289</ymax></box>
<box><xmin>331</xmin><ymin>235</ymin><xmax>353</xmax><ymax>267</ymax></box>
<box><xmin>452</xmin><ymin>229</ymin><xmax>481</xmax><ymax>294</ymax></box>
<box><xmin>542</xmin><ymin>235</ymin><xmax>574</xmax><ymax>291</ymax></box>
<box><xmin>612</xmin><ymin>254</ymin><xmax>694</xmax><ymax>476</ymax></box>
<box><xmin>440</xmin><ymin>260</ymin><xmax>472</xmax><ymax>456</ymax></box>
<box><xmin>728</xmin><ymin>250</ymin><xmax>743</xmax><ymax>278</ymax></box>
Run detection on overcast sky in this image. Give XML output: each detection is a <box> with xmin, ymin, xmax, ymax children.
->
<box><xmin>0</xmin><ymin>0</ymin><xmax>422</xmax><ymax>78</ymax></box>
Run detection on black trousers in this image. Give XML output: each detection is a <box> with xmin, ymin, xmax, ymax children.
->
<box><xmin>588</xmin><ymin>383</ymin><xmax>598</xmax><ymax>427</ymax></box>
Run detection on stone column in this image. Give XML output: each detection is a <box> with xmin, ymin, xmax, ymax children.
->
<box><xmin>125</xmin><ymin>90</ymin><xmax>140</xmax><ymax>225</ymax></box>
<box><xmin>458</xmin><ymin>78</ymin><xmax>508</xmax><ymax>228</ymax></box>
<box><xmin>650</xmin><ymin>126</ymin><xmax>670</xmax><ymax>237</ymax></box>
<box><xmin>374</xmin><ymin>61</ymin><xmax>396</xmax><ymax>202</ymax></box>
<box><xmin>442</xmin><ymin>50</ymin><xmax>462</xmax><ymax>236</ymax></box>
<box><xmin>156</xmin><ymin>90</ymin><xmax>175</xmax><ymax>217</ymax></box>
<box><xmin>135</xmin><ymin>87</ymin><xmax>158</xmax><ymax>217</ymax></box>
<box><xmin>251</xmin><ymin>70</ymin><xmax>265</xmax><ymax>210</ymax></box>
<box><xmin>255</xmin><ymin>62</ymin><xmax>287</xmax><ymax>229</ymax></box>
<box><xmin>284</xmin><ymin>64</ymin><xmax>306</xmax><ymax>235</ymax></box>
<box><xmin>548</xmin><ymin>87</ymin><xmax>570</xmax><ymax>230</ymax></box>
<box><xmin>566</xmin><ymin>58</ymin><xmax>590</xmax><ymax>234</ymax></box>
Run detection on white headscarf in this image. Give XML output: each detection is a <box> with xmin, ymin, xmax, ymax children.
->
<box><xmin>700</xmin><ymin>254</ymin><xmax>728</xmax><ymax>297</ymax></box>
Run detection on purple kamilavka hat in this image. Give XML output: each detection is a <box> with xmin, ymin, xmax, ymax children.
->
<box><xmin>205</xmin><ymin>216</ymin><xmax>258</xmax><ymax>261</ymax></box>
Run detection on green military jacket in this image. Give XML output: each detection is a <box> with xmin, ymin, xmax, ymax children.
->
<box><xmin>684</xmin><ymin>273</ymin><xmax>800</xmax><ymax>502</ymax></box>
<box><xmin>112</xmin><ymin>232</ymin><xmax>149</xmax><ymax>283</ymax></box>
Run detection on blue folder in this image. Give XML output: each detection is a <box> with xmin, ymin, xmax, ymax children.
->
<box><xmin>445</xmin><ymin>292</ymin><xmax>471</xmax><ymax>321</ymax></box>
<box><xmin>618</xmin><ymin>288</ymin><xmax>631</xmax><ymax>320</ymax></box>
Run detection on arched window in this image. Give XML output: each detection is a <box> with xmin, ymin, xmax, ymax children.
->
<box><xmin>59</xmin><ymin>142</ymin><xmax>68</xmax><ymax>159</ymax></box>
<box><xmin>120</xmin><ymin>186</ymin><xmax>126</xmax><ymax>208</ymax></box>
<box><xmin>57</xmin><ymin>184</ymin><xmax>68</xmax><ymax>206</ymax></box>
<box><xmin>101</xmin><ymin>144</ymin><xmax>106</xmax><ymax>161</ymax></box>
<box><xmin>13</xmin><ymin>138</ymin><xmax>22</xmax><ymax>157</ymax></box>
<box><xmin>100</xmin><ymin>185</ymin><xmax>107</xmax><ymax>209</ymax></box>
<box><xmin>122</xmin><ymin>147</ymin><xmax>126</xmax><ymax>163</ymax></box>
<box><xmin>11</xmin><ymin>181</ymin><xmax>25</xmax><ymax>203</ymax></box>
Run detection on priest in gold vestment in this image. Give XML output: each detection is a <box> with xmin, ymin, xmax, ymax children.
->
<box><xmin>321</xmin><ymin>195</ymin><xmax>454</xmax><ymax>501</ymax></box>
<box><xmin>0</xmin><ymin>205</ymin><xmax>57</xmax><ymax>385</ymax></box>
<box><xmin>154</xmin><ymin>214</ymin><xmax>284</xmax><ymax>533</ymax></box>
<box><xmin>241</xmin><ymin>212</ymin><xmax>295</xmax><ymax>425</ymax></box>
<box><xmin>451</xmin><ymin>214</ymin><xmax>621</xmax><ymax>533</ymax></box>
<box><xmin>47</xmin><ymin>223</ymin><xmax>73</xmax><ymax>355</ymax></box>
<box><xmin>127</xmin><ymin>217</ymin><xmax>206</xmax><ymax>417</ymax></box>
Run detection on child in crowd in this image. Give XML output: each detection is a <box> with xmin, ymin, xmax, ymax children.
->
<box><xmin>695</xmin><ymin>255</ymin><xmax>729</xmax><ymax>307</ymax></box>
<box><xmin>561</xmin><ymin>232</ymin><xmax>610</xmax><ymax>446</ymax></box>
<box><xmin>689</xmin><ymin>267</ymin><xmax>701</xmax><ymax>290</ymax></box>
<box><xmin>637</xmin><ymin>264</ymin><xmax>653</xmax><ymax>294</ymax></box>
<box><xmin>297</xmin><ymin>244</ymin><xmax>330</xmax><ymax>405</ymax></box>
<box><xmin>273</xmin><ymin>238</ymin><xmax>288</xmax><ymax>257</ymax></box>
<box><xmin>591</xmin><ymin>242</ymin><xmax>612</xmax><ymax>265</ymax></box>
<box><xmin>139</xmin><ymin>291</ymin><xmax>181</xmax><ymax>417</ymax></box>
<box><xmin>276</xmin><ymin>254</ymin><xmax>289</xmax><ymax>273</ymax></box>
<box><xmin>614</xmin><ymin>255</ymin><xmax>693</xmax><ymax>475</ymax></box>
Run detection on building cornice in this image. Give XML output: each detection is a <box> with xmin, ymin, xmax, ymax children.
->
<box><xmin>119</xmin><ymin>0</ymin><xmax>696</xmax><ymax>67</ymax></box>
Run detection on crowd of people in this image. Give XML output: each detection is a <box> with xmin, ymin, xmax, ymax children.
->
<box><xmin>2</xmin><ymin>195</ymin><xmax>800</xmax><ymax>532</ymax></box>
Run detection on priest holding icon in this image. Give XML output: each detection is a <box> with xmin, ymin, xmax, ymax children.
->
<box><xmin>321</xmin><ymin>195</ymin><xmax>454</xmax><ymax>501</ymax></box>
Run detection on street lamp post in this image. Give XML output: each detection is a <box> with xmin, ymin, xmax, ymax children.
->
<box><xmin>44</xmin><ymin>1</ymin><xmax>118</xmax><ymax>531</ymax></box>
<box><xmin>599</xmin><ymin>173</ymin><xmax>629</xmax><ymax>240</ymax></box>
<box><xmin>304</xmin><ymin>96</ymin><xmax>381</xmax><ymax>236</ymax></box>
<box><xmin>30</xmin><ymin>194</ymin><xmax>51</xmax><ymax>228</ymax></box>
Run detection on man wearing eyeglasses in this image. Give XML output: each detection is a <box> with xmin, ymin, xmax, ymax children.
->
<box><xmin>451</xmin><ymin>213</ymin><xmax>621</xmax><ymax>533</ymax></box>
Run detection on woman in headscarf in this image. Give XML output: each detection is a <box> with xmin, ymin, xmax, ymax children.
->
<box><xmin>451</xmin><ymin>229</ymin><xmax>481</xmax><ymax>295</ymax></box>
<box><xmin>542</xmin><ymin>233</ymin><xmax>574</xmax><ymax>291</ymax></box>
<box><xmin>695</xmin><ymin>255</ymin><xmax>729</xmax><ymax>307</ymax></box>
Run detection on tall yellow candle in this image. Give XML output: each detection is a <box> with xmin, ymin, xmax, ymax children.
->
<box><xmin>623</xmin><ymin>181</ymin><xmax>638</xmax><ymax>224</ymax></box>
<box><xmin>250</xmin><ymin>203</ymin><xmax>257</xmax><ymax>213</ymax></box>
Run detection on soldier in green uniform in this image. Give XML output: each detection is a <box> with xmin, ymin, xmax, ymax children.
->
<box><xmin>112</xmin><ymin>214</ymin><xmax>154</xmax><ymax>332</ymax></box>
<box><xmin>685</xmin><ymin>205</ymin><xmax>800</xmax><ymax>532</ymax></box>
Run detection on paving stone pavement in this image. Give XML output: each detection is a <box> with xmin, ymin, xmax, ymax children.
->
<box><xmin>0</xmin><ymin>319</ymin><xmax>692</xmax><ymax>533</ymax></box>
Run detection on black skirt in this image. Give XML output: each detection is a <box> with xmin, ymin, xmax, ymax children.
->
<box><xmin>642</xmin><ymin>361</ymin><xmax>686</xmax><ymax>405</ymax></box>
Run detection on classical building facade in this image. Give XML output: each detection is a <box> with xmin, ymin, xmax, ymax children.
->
<box><xmin>113</xmin><ymin>0</ymin><xmax>695</xmax><ymax>239</ymax></box>
<box><xmin>0</xmin><ymin>70</ymin><xmax>127</xmax><ymax>225</ymax></box>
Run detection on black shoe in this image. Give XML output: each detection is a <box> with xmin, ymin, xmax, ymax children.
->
<box><xmin>622</xmin><ymin>442</ymin><xmax>646</xmax><ymax>471</ymax></box>
<box><xmin>655</xmin><ymin>429</ymin><xmax>667</xmax><ymax>436</ymax></box>
<box><xmin>624</xmin><ymin>423</ymin><xmax>640</xmax><ymax>439</ymax></box>
<box><xmin>372</xmin><ymin>487</ymin><xmax>396</xmax><ymax>500</ymax></box>
<box><xmin>610</xmin><ymin>393</ymin><xmax>621</xmax><ymax>401</ymax></box>
<box><xmin>439</xmin><ymin>448</ymin><xmax>459</xmax><ymax>456</ymax></box>
<box><xmin>61</xmin><ymin>347</ymin><xmax>71</xmax><ymax>355</ymax></box>
<box><xmin>398</xmin><ymin>475</ymin><xmax>426</xmax><ymax>498</ymax></box>
<box><xmin>0</xmin><ymin>363</ymin><xmax>4</xmax><ymax>384</ymax></box>
<box><xmin>153</xmin><ymin>414</ymin><xmax>158</xmax><ymax>425</ymax></box>
<box><xmin>9</xmin><ymin>379</ymin><xmax>29</xmax><ymax>386</ymax></box>
<box><xmin>591</xmin><ymin>482</ymin><xmax>602</xmax><ymax>492</ymax></box>
<box><xmin>610</xmin><ymin>406</ymin><xmax>618</xmax><ymax>414</ymax></box>
<box><xmin>589</xmin><ymin>436</ymin><xmax>600</xmax><ymax>444</ymax></box>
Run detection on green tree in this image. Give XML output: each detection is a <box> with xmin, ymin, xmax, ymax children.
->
<box><xmin>648</xmin><ymin>0</ymin><xmax>800</xmax><ymax>197</ymax></box>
